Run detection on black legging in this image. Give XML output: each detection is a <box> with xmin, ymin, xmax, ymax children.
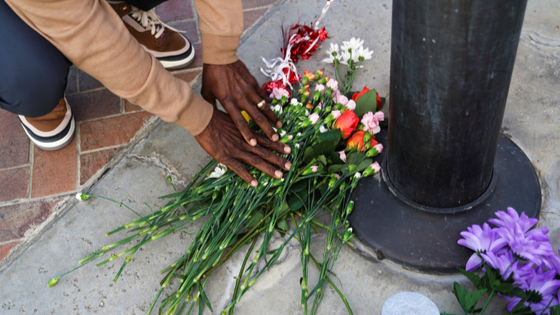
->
<box><xmin>0</xmin><ymin>0</ymin><xmax>167</xmax><ymax>118</ymax></box>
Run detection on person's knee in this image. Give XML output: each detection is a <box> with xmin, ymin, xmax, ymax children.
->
<box><xmin>0</xmin><ymin>61</ymin><xmax>69</xmax><ymax>117</ymax></box>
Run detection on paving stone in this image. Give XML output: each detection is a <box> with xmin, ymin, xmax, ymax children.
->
<box><xmin>67</xmin><ymin>89</ymin><xmax>121</xmax><ymax>122</ymax></box>
<box><xmin>243</xmin><ymin>8</ymin><xmax>270</xmax><ymax>31</ymax></box>
<box><xmin>242</xmin><ymin>0</ymin><xmax>277</xmax><ymax>10</ymax></box>
<box><xmin>0</xmin><ymin>110</ymin><xmax>29</xmax><ymax>169</ymax></box>
<box><xmin>167</xmin><ymin>20</ymin><xmax>200</xmax><ymax>43</ymax></box>
<box><xmin>80</xmin><ymin>111</ymin><xmax>153</xmax><ymax>152</ymax></box>
<box><xmin>124</xmin><ymin>100</ymin><xmax>143</xmax><ymax>113</ymax></box>
<box><xmin>0</xmin><ymin>242</ymin><xmax>18</xmax><ymax>262</ymax></box>
<box><xmin>156</xmin><ymin>0</ymin><xmax>194</xmax><ymax>22</ymax></box>
<box><xmin>78</xmin><ymin>70</ymin><xmax>104</xmax><ymax>91</ymax></box>
<box><xmin>0</xmin><ymin>197</ymin><xmax>64</xmax><ymax>243</ymax></box>
<box><xmin>31</xmin><ymin>138</ymin><xmax>77</xmax><ymax>198</ymax></box>
<box><xmin>65</xmin><ymin>66</ymin><xmax>78</xmax><ymax>94</ymax></box>
<box><xmin>0</xmin><ymin>168</ymin><xmax>29</xmax><ymax>203</ymax></box>
<box><xmin>80</xmin><ymin>147</ymin><xmax>121</xmax><ymax>185</ymax></box>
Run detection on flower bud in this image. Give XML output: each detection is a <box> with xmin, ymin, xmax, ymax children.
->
<box><xmin>317</xmin><ymin>77</ymin><xmax>328</xmax><ymax>85</ymax></box>
<box><xmin>280</xmin><ymin>135</ymin><xmax>293</xmax><ymax>143</ymax></box>
<box><xmin>324</xmin><ymin>87</ymin><xmax>333</xmax><ymax>98</ymax></box>
<box><xmin>48</xmin><ymin>277</ymin><xmax>60</xmax><ymax>287</ymax></box>
<box><xmin>315</xmin><ymin>69</ymin><xmax>324</xmax><ymax>79</ymax></box>
<box><xmin>301</xmin><ymin>91</ymin><xmax>310</xmax><ymax>104</ymax></box>
<box><xmin>346</xmin><ymin>201</ymin><xmax>355</xmax><ymax>215</ymax></box>
<box><xmin>301</xmin><ymin>76</ymin><xmax>310</xmax><ymax>85</ymax></box>
<box><xmin>313</xmin><ymin>90</ymin><xmax>321</xmax><ymax>101</ymax></box>
<box><xmin>348</xmin><ymin>164</ymin><xmax>357</xmax><ymax>172</ymax></box>
<box><xmin>325</xmin><ymin>106</ymin><xmax>332</xmax><ymax>112</ymax></box>
<box><xmin>328</xmin><ymin>176</ymin><xmax>337</xmax><ymax>188</ymax></box>
<box><xmin>75</xmin><ymin>193</ymin><xmax>90</xmax><ymax>201</ymax></box>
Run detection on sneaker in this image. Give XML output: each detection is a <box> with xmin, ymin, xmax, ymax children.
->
<box><xmin>18</xmin><ymin>98</ymin><xmax>75</xmax><ymax>151</ymax></box>
<box><xmin>108</xmin><ymin>1</ymin><xmax>195</xmax><ymax>69</ymax></box>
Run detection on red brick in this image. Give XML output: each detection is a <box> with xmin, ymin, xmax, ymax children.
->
<box><xmin>167</xmin><ymin>20</ymin><xmax>200</xmax><ymax>43</ymax></box>
<box><xmin>242</xmin><ymin>0</ymin><xmax>277</xmax><ymax>10</ymax></box>
<box><xmin>80</xmin><ymin>147</ymin><xmax>121</xmax><ymax>185</ymax></box>
<box><xmin>67</xmin><ymin>89</ymin><xmax>121</xmax><ymax>122</ymax></box>
<box><xmin>243</xmin><ymin>8</ymin><xmax>269</xmax><ymax>31</ymax></box>
<box><xmin>0</xmin><ymin>198</ymin><xmax>65</xmax><ymax>243</ymax></box>
<box><xmin>0</xmin><ymin>110</ymin><xmax>30</xmax><ymax>169</ymax></box>
<box><xmin>78</xmin><ymin>70</ymin><xmax>104</xmax><ymax>91</ymax></box>
<box><xmin>124</xmin><ymin>100</ymin><xmax>143</xmax><ymax>113</ymax></box>
<box><xmin>80</xmin><ymin>111</ymin><xmax>154</xmax><ymax>152</ymax></box>
<box><xmin>31</xmin><ymin>138</ymin><xmax>77</xmax><ymax>198</ymax></box>
<box><xmin>65</xmin><ymin>66</ymin><xmax>78</xmax><ymax>94</ymax></box>
<box><xmin>0</xmin><ymin>168</ymin><xmax>29</xmax><ymax>203</ymax></box>
<box><xmin>156</xmin><ymin>0</ymin><xmax>194</xmax><ymax>22</ymax></box>
<box><xmin>171</xmin><ymin>43</ymin><xmax>202</xmax><ymax>72</ymax></box>
<box><xmin>174</xmin><ymin>70</ymin><xmax>202</xmax><ymax>84</ymax></box>
<box><xmin>0</xmin><ymin>242</ymin><xmax>18</xmax><ymax>262</ymax></box>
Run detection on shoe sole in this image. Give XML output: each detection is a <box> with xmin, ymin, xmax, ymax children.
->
<box><xmin>21</xmin><ymin>116</ymin><xmax>75</xmax><ymax>151</ymax></box>
<box><xmin>157</xmin><ymin>45</ymin><xmax>196</xmax><ymax>70</ymax></box>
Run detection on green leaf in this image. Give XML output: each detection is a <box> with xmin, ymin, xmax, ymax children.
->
<box><xmin>356</xmin><ymin>158</ymin><xmax>374</xmax><ymax>172</ymax></box>
<box><xmin>344</xmin><ymin>91</ymin><xmax>355</xmax><ymax>100</ymax></box>
<box><xmin>493</xmin><ymin>281</ymin><xmax>514</xmax><ymax>293</ymax></box>
<box><xmin>291</xmin><ymin>180</ymin><xmax>308</xmax><ymax>193</ymax></box>
<box><xmin>276</xmin><ymin>219</ymin><xmax>289</xmax><ymax>231</ymax></box>
<box><xmin>465</xmin><ymin>288</ymin><xmax>487</xmax><ymax>311</ymax></box>
<box><xmin>354</xmin><ymin>90</ymin><xmax>378</xmax><ymax>119</ymax></box>
<box><xmin>328</xmin><ymin>164</ymin><xmax>346</xmax><ymax>173</ymax></box>
<box><xmin>380</xmin><ymin>96</ymin><xmax>386</xmax><ymax>107</ymax></box>
<box><xmin>245</xmin><ymin>211</ymin><xmax>264</xmax><ymax>228</ymax></box>
<box><xmin>288</xmin><ymin>190</ymin><xmax>308</xmax><ymax>211</ymax></box>
<box><xmin>312</xmin><ymin>140</ymin><xmax>336</xmax><ymax>157</ymax></box>
<box><xmin>458</xmin><ymin>268</ymin><xmax>482</xmax><ymax>288</ymax></box>
<box><xmin>453</xmin><ymin>282</ymin><xmax>468</xmax><ymax>312</ymax></box>
<box><xmin>198</xmin><ymin>284</ymin><xmax>213</xmax><ymax>313</ymax></box>
<box><xmin>317</xmin><ymin>155</ymin><xmax>327</xmax><ymax>166</ymax></box>
<box><xmin>303</xmin><ymin>147</ymin><xmax>314</xmax><ymax>164</ymax></box>
<box><xmin>318</xmin><ymin>129</ymin><xmax>341</xmax><ymax>143</ymax></box>
<box><xmin>278</xmin><ymin>200</ymin><xmax>291</xmax><ymax>216</ymax></box>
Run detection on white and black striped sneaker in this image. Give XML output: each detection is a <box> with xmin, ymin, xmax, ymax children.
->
<box><xmin>18</xmin><ymin>97</ymin><xmax>75</xmax><ymax>151</ymax></box>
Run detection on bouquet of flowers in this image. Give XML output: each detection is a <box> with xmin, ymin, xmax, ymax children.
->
<box><xmin>50</xmin><ymin>38</ymin><xmax>385</xmax><ymax>315</ymax></box>
<box><xmin>449</xmin><ymin>208</ymin><xmax>560</xmax><ymax>315</ymax></box>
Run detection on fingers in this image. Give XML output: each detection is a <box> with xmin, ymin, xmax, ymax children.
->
<box><xmin>236</xmin><ymin>144</ymin><xmax>285</xmax><ymax>180</ymax></box>
<box><xmin>242</xmin><ymin>142</ymin><xmax>292</xmax><ymax>171</ymax></box>
<box><xmin>254</xmin><ymin>133</ymin><xmax>292</xmax><ymax>155</ymax></box>
<box><xmin>242</xmin><ymin>99</ymin><xmax>279</xmax><ymax>141</ymax></box>
<box><xmin>223</xmin><ymin>100</ymin><xmax>258</xmax><ymax>146</ymax></box>
<box><xmin>221</xmin><ymin>157</ymin><xmax>258</xmax><ymax>187</ymax></box>
<box><xmin>245</xmin><ymin>85</ymin><xmax>282</xmax><ymax>129</ymax></box>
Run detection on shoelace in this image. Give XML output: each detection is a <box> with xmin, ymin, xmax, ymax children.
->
<box><xmin>130</xmin><ymin>7</ymin><xmax>184</xmax><ymax>40</ymax></box>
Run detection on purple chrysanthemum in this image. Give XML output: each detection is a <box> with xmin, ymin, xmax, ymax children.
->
<box><xmin>489</xmin><ymin>207</ymin><xmax>538</xmax><ymax>233</ymax></box>
<box><xmin>458</xmin><ymin>223</ymin><xmax>508</xmax><ymax>271</ymax></box>
<box><xmin>545</xmin><ymin>249</ymin><xmax>560</xmax><ymax>275</ymax></box>
<box><xmin>496</xmin><ymin>223</ymin><xmax>553</xmax><ymax>266</ymax></box>
<box><xmin>480</xmin><ymin>251</ymin><xmax>518</xmax><ymax>280</ymax></box>
<box><xmin>506</xmin><ymin>267</ymin><xmax>560</xmax><ymax>314</ymax></box>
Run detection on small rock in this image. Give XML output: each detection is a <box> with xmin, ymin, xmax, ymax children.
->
<box><xmin>381</xmin><ymin>292</ymin><xmax>439</xmax><ymax>315</ymax></box>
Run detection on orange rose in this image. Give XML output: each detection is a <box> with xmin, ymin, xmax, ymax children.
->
<box><xmin>333</xmin><ymin>111</ymin><xmax>359</xmax><ymax>139</ymax></box>
<box><xmin>346</xmin><ymin>131</ymin><xmax>378</xmax><ymax>151</ymax></box>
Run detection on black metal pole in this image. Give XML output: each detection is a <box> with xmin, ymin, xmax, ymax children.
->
<box><xmin>388</xmin><ymin>0</ymin><xmax>527</xmax><ymax>208</ymax></box>
<box><xmin>348</xmin><ymin>0</ymin><xmax>541</xmax><ymax>272</ymax></box>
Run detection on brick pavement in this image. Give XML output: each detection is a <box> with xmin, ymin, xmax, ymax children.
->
<box><xmin>0</xmin><ymin>0</ymin><xmax>279</xmax><ymax>262</ymax></box>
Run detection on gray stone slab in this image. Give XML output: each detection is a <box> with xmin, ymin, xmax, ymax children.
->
<box><xmin>0</xmin><ymin>0</ymin><xmax>559</xmax><ymax>314</ymax></box>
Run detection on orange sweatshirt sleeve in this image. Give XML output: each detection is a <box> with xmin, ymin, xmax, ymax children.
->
<box><xmin>5</xmin><ymin>0</ymin><xmax>213</xmax><ymax>136</ymax></box>
<box><xmin>193</xmin><ymin>0</ymin><xmax>244</xmax><ymax>65</ymax></box>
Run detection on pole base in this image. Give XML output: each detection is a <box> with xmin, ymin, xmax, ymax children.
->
<box><xmin>348</xmin><ymin>130</ymin><xmax>541</xmax><ymax>274</ymax></box>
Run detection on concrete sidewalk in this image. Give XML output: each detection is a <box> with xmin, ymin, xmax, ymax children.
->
<box><xmin>1</xmin><ymin>0</ymin><xmax>559</xmax><ymax>314</ymax></box>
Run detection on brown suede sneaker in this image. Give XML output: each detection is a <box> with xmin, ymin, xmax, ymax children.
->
<box><xmin>108</xmin><ymin>1</ymin><xmax>195</xmax><ymax>69</ymax></box>
<box><xmin>18</xmin><ymin>98</ymin><xmax>75</xmax><ymax>151</ymax></box>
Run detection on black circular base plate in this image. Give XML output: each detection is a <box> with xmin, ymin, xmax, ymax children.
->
<box><xmin>348</xmin><ymin>130</ymin><xmax>541</xmax><ymax>274</ymax></box>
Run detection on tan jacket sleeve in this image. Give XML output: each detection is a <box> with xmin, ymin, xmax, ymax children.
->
<box><xmin>5</xmin><ymin>0</ymin><xmax>213</xmax><ymax>136</ymax></box>
<box><xmin>193</xmin><ymin>0</ymin><xmax>244</xmax><ymax>65</ymax></box>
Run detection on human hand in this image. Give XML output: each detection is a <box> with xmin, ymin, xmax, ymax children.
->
<box><xmin>195</xmin><ymin>108</ymin><xmax>292</xmax><ymax>187</ymax></box>
<box><xmin>201</xmin><ymin>60</ymin><xmax>282</xmax><ymax>146</ymax></box>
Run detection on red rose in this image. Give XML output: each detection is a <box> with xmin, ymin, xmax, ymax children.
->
<box><xmin>352</xmin><ymin>86</ymin><xmax>370</xmax><ymax>102</ymax></box>
<box><xmin>376</xmin><ymin>91</ymin><xmax>382</xmax><ymax>109</ymax></box>
<box><xmin>346</xmin><ymin>131</ymin><xmax>379</xmax><ymax>151</ymax></box>
<box><xmin>334</xmin><ymin>111</ymin><xmax>359</xmax><ymax>139</ymax></box>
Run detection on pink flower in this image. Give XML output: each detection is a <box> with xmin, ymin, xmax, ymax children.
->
<box><xmin>334</xmin><ymin>174</ymin><xmax>341</xmax><ymax>179</ymax></box>
<box><xmin>371</xmin><ymin>162</ymin><xmax>381</xmax><ymax>174</ymax></box>
<box><xmin>345</xmin><ymin>100</ymin><xmax>356</xmax><ymax>111</ymax></box>
<box><xmin>272</xmin><ymin>87</ymin><xmax>289</xmax><ymax>100</ymax></box>
<box><xmin>331</xmin><ymin>110</ymin><xmax>342</xmax><ymax>120</ymax></box>
<box><xmin>326</xmin><ymin>79</ymin><xmax>339</xmax><ymax>91</ymax></box>
<box><xmin>309</xmin><ymin>113</ymin><xmax>320</xmax><ymax>125</ymax></box>
<box><xmin>335</xmin><ymin>94</ymin><xmax>349</xmax><ymax>106</ymax></box>
<box><xmin>288</xmin><ymin>135</ymin><xmax>293</xmax><ymax>140</ymax></box>
<box><xmin>338</xmin><ymin>150</ymin><xmax>347</xmax><ymax>162</ymax></box>
<box><xmin>311</xmin><ymin>165</ymin><xmax>318</xmax><ymax>173</ymax></box>
<box><xmin>374</xmin><ymin>111</ymin><xmax>384</xmax><ymax>122</ymax></box>
<box><xmin>361</xmin><ymin>112</ymin><xmax>381</xmax><ymax>135</ymax></box>
<box><xmin>373</xmin><ymin>143</ymin><xmax>383</xmax><ymax>154</ymax></box>
<box><xmin>315</xmin><ymin>84</ymin><xmax>325</xmax><ymax>92</ymax></box>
